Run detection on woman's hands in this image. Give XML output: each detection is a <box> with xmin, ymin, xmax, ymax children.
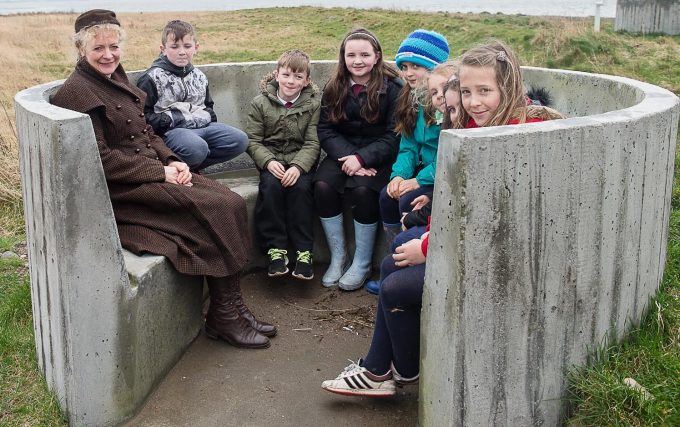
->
<box><xmin>165</xmin><ymin>161</ymin><xmax>193</xmax><ymax>186</ymax></box>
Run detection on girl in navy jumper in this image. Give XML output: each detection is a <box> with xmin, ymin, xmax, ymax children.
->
<box><xmin>314</xmin><ymin>28</ymin><xmax>402</xmax><ymax>291</ymax></box>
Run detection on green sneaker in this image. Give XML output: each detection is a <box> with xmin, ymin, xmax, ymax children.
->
<box><xmin>267</xmin><ymin>248</ymin><xmax>288</xmax><ymax>277</ymax></box>
<box><xmin>292</xmin><ymin>250</ymin><xmax>313</xmax><ymax>280</ymax></box>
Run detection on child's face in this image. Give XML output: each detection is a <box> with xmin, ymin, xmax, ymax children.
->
<box><xmin>428</xmin><ymin>73</ymin><xmax>448</xmax><ymax>114</ymax></box>
<box><xmin>445</xmin><ymin>88</ymin><xmax>461</xmax><ymax>126</ymax></box>
<box><xmin>274</xmin><ymin>66</ymin><xmax>310</xmax><ymax>102</ymax></box>
<box><xmin>459</xmin><ymin>65</ymin><xmax>501</xmax><ymax>127</ymax></box>
<box><xmin>161</xmin><ymin>34</ymin><xmax>198</xmax><ymax>68</ymax></box>
<box><xmin>344</xmin><ymin>39</ymin><xmax>379</xmax><ymax>85</ymax></box>
<box><xmin>399</xmin><ymin>62</ymin><xmax>429</xmax><ymax>88</ymax></box>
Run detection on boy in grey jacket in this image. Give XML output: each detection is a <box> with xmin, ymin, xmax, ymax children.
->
<box><xmin>137</xmin><ymin>20</ymin><xmax>247</xmax><ymax>171</ymax></box>
<box><xmin>246</xmin><ymin>50</ymin><xmax>321</xmax><ymax>280</ymax></box>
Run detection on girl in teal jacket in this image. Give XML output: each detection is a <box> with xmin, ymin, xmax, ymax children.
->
<box><xmin>379</xmin><ymin>57</ymin><xmax>456</xmax><ymax>243</ymax></box>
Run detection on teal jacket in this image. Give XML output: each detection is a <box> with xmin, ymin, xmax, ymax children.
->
<box><xmin>390</xmin><ymin>106</ymin><xmax>440</xmax><ymax>186</ymax></box>
<box><xmin>246</xmin><ymin>77</ymin><xmax>321</xmax><ymax>173</ymax></box>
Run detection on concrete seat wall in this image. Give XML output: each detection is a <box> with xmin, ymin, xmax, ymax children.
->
<box><xmin>15</xmin><ymin>83</ymin><xmax>204</xmax><ymax>427</ymax></box>
<box><xmin>420</xmin><ymin>68</ymin><xmax>679</xmax><ymax>425</ymax></box>
<box><xmin>14</xmin><ymin>61</ymin><xmax>356</xmax><ymax>427</ymax></box>
<box><xmin>17</xmin><ymin>61</ymin><xmax>679</xmax><ymax>427</ymax></box>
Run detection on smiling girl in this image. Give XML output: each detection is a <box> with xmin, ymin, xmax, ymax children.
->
<box><xmin>314</xmin><ymin>28</ymin><xmax>402</xmax><ymax>291</ymax></box>
<box><xmin>458</xmin><ymin>41</ymin><xmax>563</xmax><ymax>128</ymax></box>
<box><xmin>379</xmin><ymin>30</ymin><xmax>450</xmax><ymax>246</ymax></box>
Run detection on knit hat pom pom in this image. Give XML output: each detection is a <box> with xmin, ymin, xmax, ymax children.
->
<box><xmin>395</xmin><ymin>29</ymin><xmax>450</xmax><ymax>70</ymax></box>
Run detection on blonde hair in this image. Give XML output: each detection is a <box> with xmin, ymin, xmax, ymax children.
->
<box><xmin>422</xmin><ymin>61</ymin><xmax>458</xmax><ymax>127</ymax></box>
<box><xmin>458</xmin><ymin>40</ymin><xmax>526</xmax><ymax>127</ymax></box>
<box><xmin>442</xmin><ymin>75</ymin><xmax>465</xmax><ymax>130</ymax></box>
<box><xmin>74</xmin><ymin>23</ymin><xmax>125</xmax><ymax>61</ymax></box>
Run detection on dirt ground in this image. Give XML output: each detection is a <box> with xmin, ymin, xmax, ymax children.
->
<box><xmin>124</xmin><ymin>266</ymin><xmax>418</xmax><ymax>427</ymax></box>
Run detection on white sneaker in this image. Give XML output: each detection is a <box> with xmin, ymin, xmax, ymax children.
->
<box><xmin>391</xmin><ymin>362</ymin><xmax>419</xmax><ymax>386</ymax></box>
<box><xmin>321</xmin><ymin>360</ymin><xmax>396</xmax><ymax>397</ymax></box>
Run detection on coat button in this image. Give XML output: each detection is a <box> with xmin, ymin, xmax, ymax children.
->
<box><xmin>135</xmin><ymin>148</ymin><xmax>140</xmax><ymax>153</ymax></box>
<box><xmin>130</xmin><ymin>135</ymin><xmax>135</xmax><ymax>140</ymax></box>
<box><xmin>155</xmin><ymin>156</ymin><xmax>159</xmax><ymax>160</ymax></box>
<box><xmin>135</xmin><ymin>98</ymin><xmax>140</xmax><ymax>103</ymax></box>
<box><xmin>139</xmin><ymin>113</ymin><xmax>144</xmax><ymax>117</ymax></box>
<box><xmin>116</xmin><ymin>105</ymin><xmax>122</xmax><ymax>109</ymax></box>
<box><xmin>126</xmin><ymin>119</ymin><xmax>132</xmax><ymax>124</ymax></box>
<box><xmin>146</xmin><ymin>143</ymin><xmax>151</xmax><ymax>148</ymax></box>
<box><xmin>142</xmin><ymin>128</ymin><xmax>147</xmax><ymax>133</ymax></box>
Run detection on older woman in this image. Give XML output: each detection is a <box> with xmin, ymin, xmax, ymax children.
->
<box><xmin>51</xmin><ymin>9</ymin><xmax>275</xmax><ymax>348</ymax></box>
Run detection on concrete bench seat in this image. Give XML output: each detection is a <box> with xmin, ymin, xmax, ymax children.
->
<box><xmin>14</xmin><ymin>61</ymin><xmax>386</xmax><ymax>427</ymax></box>
<box><xmin>16</xmin><ymin>61</ymin><xmax>679</xmax><ymax>427</ymax></box>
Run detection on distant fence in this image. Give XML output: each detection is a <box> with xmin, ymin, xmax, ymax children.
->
<box><xmin>616</xmin><ymin>0</ymin><xmax>680</xmax><ymax>35</ymax></box>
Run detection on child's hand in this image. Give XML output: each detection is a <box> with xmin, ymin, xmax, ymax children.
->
<box><xmin>281</xmin><ymin>166</ymin><xmax>300</xmax><ymax>187</ymax></box>
<box><xmin>354</xmin><ymin>167</ymin><xmax>377</xmax><ymax>177</ymax></box>
<box><xmin>387</xmin><ymin>177</ymin><xmax>404</xmax><ymax>199</ymax></box>
<box><xmin>393</xmin><ymin>238</ymin><xmax>426</xmax><ymax>266</ymax></box>
<box><xmin>398</xmin><ymin>178</ymin><xmax>420</xmax><ymax>196</ymax></box>
<box><xmin>338</xmin><ymin>155</ymin><xmax>362</xmax><ymax>176</ymax></box>
<box><xmin>267</xmin><ymin>160</ymin><xmax>286</xmax><ymax>180</ymax></box>
<box><xmin>411</xmin><ymin>195</ymin><xmax>430</xmax><ymax>211</ymax></box>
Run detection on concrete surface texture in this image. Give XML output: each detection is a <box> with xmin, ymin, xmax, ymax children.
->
<box><xmin>15</xmin><ymin>82</ymin><xmax>205</xmax><ymax>427</ymax></box>
<box><xmin>15</xmin><ymin>61</ymin><xmax>680</xmax><ymax>426</ymax></box>
<box><xmin>420</xmin><ymin>69</ymin><xmax>679</xmax><ymax>425</ymax></box>
<box><xmin>615</xmin><ymin>0</ymin><xmax>680</xmax><ymax>35</ymax></box>
<box><xmin>123</xmin><ymin>269</ymin><xmax>418</xmax><ymax>427</ymax></box>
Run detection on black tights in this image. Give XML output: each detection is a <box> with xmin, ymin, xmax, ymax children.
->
<box><xmin>314</xmin><ymin>181</ymin><xmax>379</xmax><ymax>224</ymax></box>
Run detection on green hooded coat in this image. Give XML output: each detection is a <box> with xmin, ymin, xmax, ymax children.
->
<box><xmin>245</xmin><ymin>77</ymin><xmax>321</xmax><ymax>173</ymax></box>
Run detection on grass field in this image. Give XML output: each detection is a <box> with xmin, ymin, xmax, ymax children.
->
<box><xmin>0</xmin><ymin>7</ymin><xmax>678</xmax><ymax>426</ymax></box>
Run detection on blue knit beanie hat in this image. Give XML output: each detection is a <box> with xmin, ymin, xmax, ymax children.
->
<box><xmin>395</xmin><ymin>29</ymin><xmax>450</xmax><ymax>70</ymax></box>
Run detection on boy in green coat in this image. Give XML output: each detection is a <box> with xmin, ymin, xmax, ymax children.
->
<box><xmin>246</xmin><ymin>50</ymin><xmax>321</xmax><ymax>280</ymax></box>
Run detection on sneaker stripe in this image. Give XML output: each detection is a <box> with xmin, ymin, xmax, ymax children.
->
<box><xmin>355</xmin><ymin>374</ymin><xmax>373</xmax><ymax>389</ymax></box>
<box><xmin>349</xmin><ymin>377</ymin><xmax>364</xmax><ymax>389</ymax></box>
<box><xmin>343</xmin><ymin>377</ymin><xmax>358</xmax><ymax>389</ymax></box>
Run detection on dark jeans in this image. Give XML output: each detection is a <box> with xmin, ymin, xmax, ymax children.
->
<box><xmin>362</xmin><ymin>252</ymin><xmax>426</xmax><ymax>378</ymax></box>
<box><xmin>379</xmin><ymin>184</ymin><xmax>433</xmax><ymax>226</ymax></box>
<box><xmin>391</xmin><ymin>225</ymin><xmax>427</xmax><ymax>252</ymax></box>
<box><xmin>254</xmin><ymin>170</ymin><xmax>314</xmax><ymax>253</ymax></box>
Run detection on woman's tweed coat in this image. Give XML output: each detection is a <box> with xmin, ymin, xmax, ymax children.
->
<box><xmin>51</xmin><ymin>60</ymin><xmax>250</xmax><ymax>277</ymax></box>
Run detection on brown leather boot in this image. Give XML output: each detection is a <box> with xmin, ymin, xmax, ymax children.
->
<box><xmin>227</xmin><ymin>274</ymin><xmax>278</xmax><ymax>337</ymax></box>
<box><xmin>205</xmin><ymin>275</ymin><xmax>270</xmax><ymax>349</ymax></box>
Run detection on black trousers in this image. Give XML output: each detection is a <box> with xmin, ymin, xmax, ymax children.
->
<box><xmin>254</xmin><ymin>170</ymin><xmax>314</xmax><ymax>253</ymax></box>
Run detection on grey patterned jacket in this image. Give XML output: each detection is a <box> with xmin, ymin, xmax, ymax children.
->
<box><xmin>136</xmin><ymin>55</ymin><xmax>218</xmax><ymax>136</ymax></box>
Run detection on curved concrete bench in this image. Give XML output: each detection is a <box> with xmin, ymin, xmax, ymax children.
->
<box><xmin>14</xmin><ymin>61</ymin><xmax>338</xmax><ymax>427</ymax></box>
<box><xmin>421</xmin><ymin>68</ymin><xmax>679</xmax><ymax>425</ymax></box>
<box><xmin>16</xmin><ymin>62</ymin><xmax>679</xmax><ymax>426</ymax></box>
